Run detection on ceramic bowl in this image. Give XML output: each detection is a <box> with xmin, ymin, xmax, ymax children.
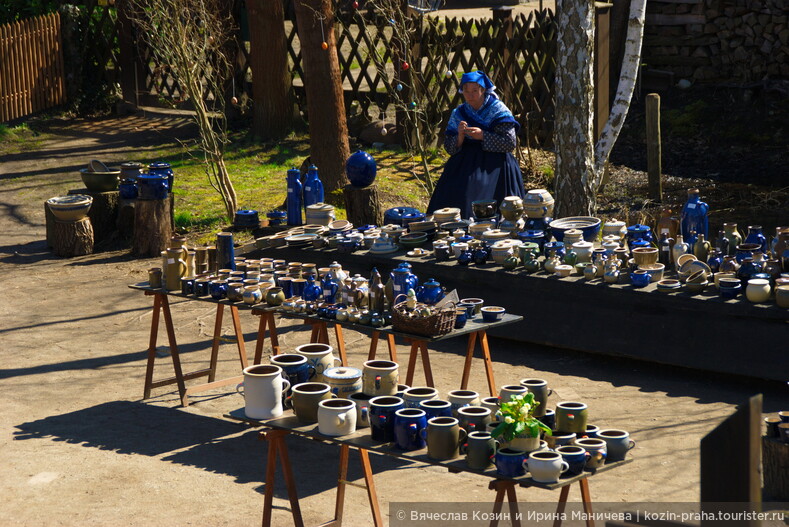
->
<box><xmin>439</xmin><ymin>220</ymin><xmax>470</xmax><ymax>232</ymax></box>
<box><xmin>80</xmin><ymin>168</ymin><xmax>120</xmax><ymax>191</ymax></box>
<box><xmin>713</xmin><ymin>272</ymin><xmax>736</xmax><ymax>288</ymax></box>
<box><xmin>688</xmin><ymin>260</ymin><xmax>712</xmax><ymax>278</ymax></box>
<box><xmin>46</xmin><ymin>195</ymin><xmax>93</xmax><ymax>221</ymax></box>
<box><xmin>328</xmin><ymin>219</ymin><xmax>353</xmax><ymax>233</ymax></box>
<box><xmin>685</xmin><ymin>280</ymin><xmax>709</xmax><ymax>295</ymax></box>
<box><xmin>399</xmin><ymin>232</ymin><xmax>428</xmax><ymax>249</ymax></box>
<box><xmin>471</xmin><ymin>199</ymin><xmax>498</xmax><ymax>219</ymax></box>
<box><xmin>632</xmin><ymin>247</ymin><xmax>659</xmax><ymax>266</ymax></box>
<box><xmin>480</xmin><ymin>306</ymin><xmax>506</xmax><ymax>322</ymax></box>
<box><xmin>548</xmin><ymin>216</ymin><xmax>602</xmax><ymax>243</ymax></box>
<box><xmin>656</xmin><ymin>279</ymin><xmax>681</xmax><ymax>293</ymax></box>
<box><xmin>676</xmin><ymin>253</ymin><xmax>698</xmax><ymax>270</ymax></box>
<box><xmin>718</xmin><ymin>278</ymin><xmax>742</xmax><ymax>299</ymax></box>
<box><xmin>686</xmin><ymin>269</ymin><xmax>708</xmax><ymax>284</ymax></box>
<box><xmin>460</xmin><ymin>298</ymin><xmax>485</xmax><ymax>314</ymax></box>
<box><xmin>409</xmin><ymin>220</ymin><xmax>438</xmax><ymax>233</ymax></box>
<box><xmin>554</xmin><ymin>264</ymin><xmax>573</xmax><ymax>278</ymax></box>
<box><xmin>638</xmin><ymin>263</ymin><xmax>665</xmax><ymax>282</ymax></box>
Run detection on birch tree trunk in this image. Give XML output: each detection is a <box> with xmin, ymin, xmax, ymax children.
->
<box><xmin>248</xmin><ymin>0</ymin><xmax>293</xmax><ymax>140</ymax></box>
<box><xmin>554</xmin><ymin>0</ymin><xmax>597</xmax><ymax>218</ymax></box>
<box><xmin>293</xmin><ymin>0</ymin><xmax>350</xmax><ymax>195</ymax></box>
<box><xmin>554</xmin><ymin>0</ymin><xmax>647</xmax><ymax>217</ymax></box>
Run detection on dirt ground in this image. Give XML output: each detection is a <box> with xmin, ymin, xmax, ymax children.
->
<box><xmin>1</xmin><ymin>113</ymin><xmax>787</xmax><ymax>527</ymax></box>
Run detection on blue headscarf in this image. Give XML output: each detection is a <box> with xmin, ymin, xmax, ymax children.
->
<box><xmin>447</xmin><ymin>71</ymin><xmax>519</xmax><ymax>136</ymax></box>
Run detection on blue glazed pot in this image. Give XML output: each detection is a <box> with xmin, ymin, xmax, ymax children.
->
<box><xmin>517</xmin><ymin>230</ymin><xmax>547</xmax><ymax>251</ymax></box>
<box><xmin>394</xmin><ymin>408</ymin><xmax>428</xmax><ymax>450</ymax></box>
<box><xmin>626</xmin><ymin>224</ymin><xmax>653</xmax><ymax>247</ymax></box>
<box><xmin>302</xmin><ymin>275</ymin><xmax>322</xmax><ymax>302</ymax></box>
<box><xmin>543</xmin><ymin>241</ymin><xmax>565</xmax><ymax>259</ymax></box>
<box><xmin>148</xmin><ymin>162</ymin><xmax>174</xmax><ymax>192</ymax></box>
<box><xmin>370</xmin><ymin>396</ymin><xmax>405</xmax><ymax>443</ymax></box>
<box><xmin>346</xmin><ymin>150</ymin><xmax>377</xmax><ymax>188</ymax></box>
<box><xmin>118</xmin><ymin>178</ymin><xmax>138</xmax><ymax>199</ymax></box>
<box><xmin>234</xmin><ymin>209</ymin><xmax>259</xmax><ymax>229</ymax></box>
<box><xmin>744</xmin><ymin>225</ymin><xmax>767</xmax><ymax>254</ymax></box>
<box><xmin>630</xmin><ymin>270</ymin><xmax>651</xmax><ymax>288</ymax></box>
<box><xmin>494</xmin><ymin>448</ymin><xmax>528</xmax><ymax>478</ymax></box>
<box><xmin>419</xmin><ymin>399</ymin><xmax>454</xmax><ymax>419</ymax></box>
<box><xmin>136</xmin><ymin>174</ymin><xmax>168</xmax><ymax>200</ymax></box>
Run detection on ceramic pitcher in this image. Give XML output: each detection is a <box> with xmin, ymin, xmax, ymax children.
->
<box><xmin>238</xmin><ymin>365</ymin><xmax>290</xmax><ymax>420</ymax></box>
<box><xmin>164</xmin><ymin>255</ymin><xmax>187</xmax><ymax>291</ymax></box>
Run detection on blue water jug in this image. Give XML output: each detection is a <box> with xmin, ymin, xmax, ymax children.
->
<box><xmin>286</xmin><ymin>168</ymin><xmax>303</xmax><ymax>226</ymax></box>
<box><xmin>680</xmin><ymin>189</ymin><xmax>708</xmax><ymax>247</ymax></box>
<box><xmin>303</xmin><ymin>164</ymin><xmax>324</xmax><ymax>210</ymax></box>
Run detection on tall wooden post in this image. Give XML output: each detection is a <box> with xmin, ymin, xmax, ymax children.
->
<box><xmin>594</xmin><ymin>2</ymin><xmax>612</xmax><ymax>142</ymax></box>
<box><xmin>492</xmin><ymin>7</ymin><xmax>514</xmax><ymax>105</ymax></box>
<box><xmin>646</xmin><ymin>93</ymin><xmax>663</xmax><ymax>201</ymax></box>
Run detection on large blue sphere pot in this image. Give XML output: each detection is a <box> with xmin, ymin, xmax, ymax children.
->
<box><xmin>346</xmin><ymin>151</ymin><xmax>377</xmax><ymax>188</ymax></box>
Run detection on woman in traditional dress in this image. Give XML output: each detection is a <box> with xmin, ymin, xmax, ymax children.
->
<box><xmin>427</xmin><ymin>71</ymin><xmax>525</xmax><ymax>219</ymax></box>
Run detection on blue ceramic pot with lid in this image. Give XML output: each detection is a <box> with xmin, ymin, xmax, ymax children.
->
<box><xmin>383</xmin><ymin>207</ymin><xmax>423</xmax><ymax>227</ymax></box>
<box><xmin>148</xmin><ymin>162</ymin><xmax>174</xmax><ymax>192</ymax></box>
<box><xmin>136</xmin><ymin>174</ymin><xmax>168</xmax><ymax>200</ymax></box>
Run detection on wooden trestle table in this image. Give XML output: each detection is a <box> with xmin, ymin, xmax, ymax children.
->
<box><xmin>225</xmin><ymin>408</ymin><xmax>632</xmax><ymax>527</ymax></box>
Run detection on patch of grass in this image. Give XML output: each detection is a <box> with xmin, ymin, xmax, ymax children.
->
<box><xmin>0</xmin><ymin>122</ymin><xmax>50</xmax><ymax>155</ymax></box>
<box><xmin>136</xmin><ymin>133</ymin><xmax>434</xmax><ymax>240</ymax></box>
<box><xmin>663</xmin><ymin>100</ymin><xmax>709</xmax><ymax>138</ymax></box>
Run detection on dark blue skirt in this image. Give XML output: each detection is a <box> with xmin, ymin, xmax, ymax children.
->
<box><xmin>427</xmin><ymin>141</ymin><xmax>525</xmax><ymax>220</ymax></box>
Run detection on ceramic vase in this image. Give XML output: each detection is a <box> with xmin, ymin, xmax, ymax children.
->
<box><xmin>723</xmin><ymin>223</ymin><xmax>742</xmax><ymax>256</ymax></box>
<box><xmin>745</xmin><ymin>278</ymin><xmax>771</xmax><ymax>303</ymax></box>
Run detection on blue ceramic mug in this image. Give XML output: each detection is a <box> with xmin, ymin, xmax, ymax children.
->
<box><xmin>494</xmin><ymin>448</ymin><xmax>528</xmax><ymax>478</ymax></box>
<box><xmin>394</xmin><ymin>408</ymin><xmax>428</xmax><ymax>451</ymax></box>
<box><xmin>209</xmin><ymin>279</ymin><xmax>227</xmax><ymax>300</ymax></box>
<box><xmin>419</xmin><ymin>399</ymin><xmax>453</xmax><ymax>419</ymax></box>
<box><xmin>270</xmin><ymin>354</ymin><xmax>315</xmax><ymax>391</ymax></box>
<box><xmin>556</xmin><ymin>445</ymin><xmax>589</xmax><ymax>476</ymax></box>
<box><xmin>369</xmin><ymin>396</ymin><xmax>405</xmax><ymax>443</ymax></box>
<box><xmin>454</xmin><ymin>309</ymin><xmax>467</xmax><ymax>329</ymax></box>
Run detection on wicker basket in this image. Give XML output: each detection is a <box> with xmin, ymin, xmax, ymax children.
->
<box><xmin>391</xmin><ymin>300</ymin><xmax>456</xmax><ymax>337</ymax></box>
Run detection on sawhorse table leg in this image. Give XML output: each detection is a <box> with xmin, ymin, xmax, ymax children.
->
<box><xmin>367</xmin><ymin>331</ymin><xmax>397</xmax><ymax>362</ymax></box>
<box><xmin>553</xmin><ymin>478</ymin><xmax>595</xmax><ymax>527</ymax></box>
<box><xmin>259</xmin><ymin>432</ymin><xmax>382</xmax><ymax>527</ymax></box>
<box><xmin>460</xmin><ymin>330</ymin><xmax>497</xmax><ymax>397</ymax></box>
<box><xmin>488</xmin><ymin>480</ymin><xmax>522</xmax><ymax>527</ymax></box>
<box><xmin>260</xmin><ymin>430</ymin><xmax>304</xmax><ymax>527</ymax></box>
<box><xmin>253</xmin><ymin>311</ymin><xmax>280</xmax><ymax>364</ymax></box>
<box><xmin>404</xmin><ymin>339</ymin><xmax>435</xmax><ymax>388</ymax></box>
<box><xmin>142</xmin><ymin>292</ymin><xmax>249</xmax><ymax>406</ymax></box>
<box><xmin>307</xmin><ymin>321</ymin><xmax>349</xmax><ymax>367</ymax></box>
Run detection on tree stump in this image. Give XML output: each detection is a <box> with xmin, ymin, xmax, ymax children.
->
<box><xmin>133</xmin><ymin>198</ymin><xmax>172</xmax><ymax>257</ymax></box>
<box><xmin>763</xmin><ymin>436</ymin><xmax>789</xmax><ymax>500</ymax></box>
<box><xmin>67</xmin><ymin>189</ymin><xmax>120</xmax><ymax>245</ymax></box>
<box><xmin>117</xmin><ymin>198</ymin><xmax>136</xmax><ymax>240</ymax></box>
<box><xmin>52</xmin><ymin>218</ymin><xmax>94</xmax><ymax>257</ymax></box>
<box><xmin>343</xmin><ymin>183</ymin><xmax>383</xmax><ymax>226</ymax></box>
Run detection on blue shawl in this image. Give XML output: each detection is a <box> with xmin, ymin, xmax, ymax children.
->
<box><xmin>446</xmin><ymin>95</ymin><xmax>520</xmax><ymax>136</ymax></box>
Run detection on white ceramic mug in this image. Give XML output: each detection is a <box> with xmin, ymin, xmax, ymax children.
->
<box><xmin>526</xmin><ymin>450</ymin><xmax>570</xmax><ymax>483</ymax></box>
<box><xmin>238</xmin><ymin>364</ymin><xmax>290</xmax><ymax>420</ymax></box>
<box><xmin>317</xmin><ymin>398</ymin><xmax>357</xmax><ymax>436</ymax></box>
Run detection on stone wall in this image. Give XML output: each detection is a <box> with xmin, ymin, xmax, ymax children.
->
<box><xmin>642</xmin><ymin>0</ymin><xmax>789</xmax><ymax>83</ymax></box>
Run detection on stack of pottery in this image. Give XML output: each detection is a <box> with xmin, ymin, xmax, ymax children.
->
<box><xmin>433</xmin><ymin>207</ymin><xmax>461</xmax><ymax>223</ymax></box>
<box><xmin>305</xmin><ymin>203</ymin><xmax>336</xmax><ymax>226</ymax></box>
<box><xmin>490</xmin><ymin>239</ymin><xmax>522</xmax><ymax>265</ymax></box>
<box><xmin>602</xmin><ymin>219</ymin><xmax>627</xmax><ymax>241</ymax></box>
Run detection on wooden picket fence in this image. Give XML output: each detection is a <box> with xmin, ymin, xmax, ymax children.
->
<box><xmin>0</xmin><ymin>13</ymin><xmax>66</xmax><ymax>122</ymax></box>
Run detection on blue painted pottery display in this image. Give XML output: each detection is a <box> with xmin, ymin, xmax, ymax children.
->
<box><xmin>148</xmin><ymin>162</ymin><xmax>174</xmax><ymax>192</ymax></box>
<box><xmin>523</xmin><ymin>216</ymin><xmax>552</xmax><ymax>233</ymax></box>
<box><xmin>346</xmin><ymin>150</ymin><xmax>377</xmax><ymax>188</ymax></box>
<box><xmin>630</xmin><ymin>270</ymin><xmax>651</xmax><ymax>288</ymax></box>
<box><xmin>680</xmin><ymin>188</ymin><xmax>708</xmax><ymax>246</ymax></box>
<box><xmin>548</xmin><ymin>216</ymin><xmax>601</xmax><ymax>243</ymax></box>
<box><xmin>383</xmin><ymin>207</ymin><xmax>423</xmax><ymax>226</ymax></box>
<box><xmin>735</xmin><ymin>244</ymin><xmax>762</xmax><ymax>264</ymax></box>
<box><xmin>135</xmin><ymin>174</ymin><xmax>168</xmax><ymax>200</ymax></box>
<box><xmin>370</xmin><ymin>396</ymin><xmax>405</xmax><ymax>443</ymax></box>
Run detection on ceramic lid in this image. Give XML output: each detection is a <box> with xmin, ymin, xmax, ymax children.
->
<box><xmin>323</xmin><ymin>367</ymin><xmax>362</xmax><ymax>380</ymax></box>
